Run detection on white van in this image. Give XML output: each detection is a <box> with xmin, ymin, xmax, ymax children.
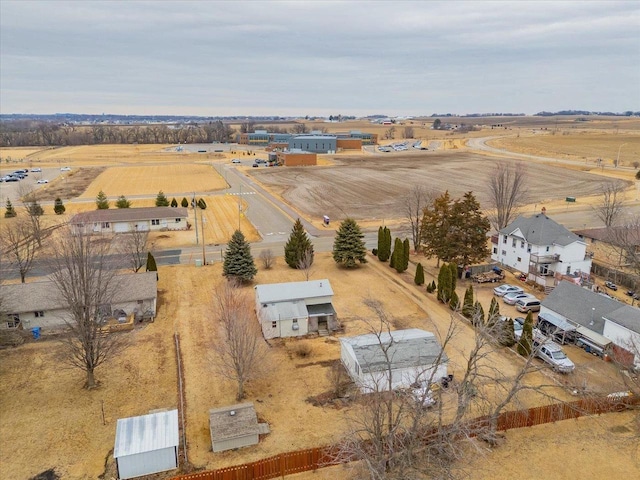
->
<box><xmin>515</xmin><ymin>297</ymin><xmax>541</xmax><ymax>313</ymax></box>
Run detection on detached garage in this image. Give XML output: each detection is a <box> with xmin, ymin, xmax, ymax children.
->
<box><xmin>114</xmin><ymin>409</ymin><xmax>179</xmax><ymax>479</ymax></box>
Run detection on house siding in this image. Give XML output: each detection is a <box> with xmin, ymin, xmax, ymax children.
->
<box><xmin>212</xmin><ymin>434</ymin><xmax>259</xmax><ymax>453</ymax></box>
<box><xmin>117</xmin><ymin>447</ymin><xmax>177</xmax><ymax>479</ymax></box>
<box><xmin>603</xmin><ymin>320</ymin><xmax>640</xmax><ymax>368</ymax></box>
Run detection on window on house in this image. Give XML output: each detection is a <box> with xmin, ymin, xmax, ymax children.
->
<box><xmin>501</xmin><ymin>250</ymin><xmax>507</xmax><ymax>256</ymax></box>
<box><xmin>6</xmin><ymin>314</ymin><xmax>20</xmax><ymax>329</ymax></box>
<box><xmin>101</xmin><ymin>222</ymin><xmax>110</xmax><ymax>228</ymax></box>
<box><xmin>493</xmin><ymin>247</ymin><xmax>497</xmax><ymax>254</ymax></box>
<box><xmin>271</xmin><ymin>321</ymin><xmax>277</xmax><ymax>328</ymax></box>
<box><xmin>512</xmin><ymin>239</ymin><xmax>517</xmax><ymax>247</ymax></box>
<box><xmin>521</xmin><ymin>241</ymin><xmax>525</xmax><ymax>248</ymax></box>
<box><xmin>527</xmin><ymin>245</ymin><xmax>531</xmax><ymax>253</ymax></box>
<box><xmin>503</xmin><ymin>236</ymin><xmax>507</xmax><ymax>244</ymax></box>
<box><xmin>152</xmin><ymin>219</ymin><xmax>160</xmax><ymax>226</ymax></box>
<box><xmin>566</xmin><ymin>266</ymin><xmax>571</xmax><ymax>274</ymax></box>
<box><xmin>546</xmin><ymin>246</ymin><xmax>550</xmax><ymax>252</ymax></box>
<box><xmin>292</xmin><ymin>319</ymin><xmax>298</xmax><ymax>324</ymax></box>
<box><xmin>540</xmin><ymin>264</ymin><xmax>549</xmax><ymax>275</ymax></box>
<box><xmin>355</xmin><ymin>363</ymin><xmax>360</xmax><ymax>376</ymax></box>
<box><xmin>175</xmin><ymin>218</ymin><xmax>181</xmax><ymax>222</ymax></box>
<box><xmin>137</xmin><ymin>300</ymin><xmax>144</xmax><ymax>304</ymax></box>
<box><xmin>34</xmin><ymin>311</ymin><xmax>44</xmax><ymax>318</ymax></box>
<box><xmin>517</xmin><ymin>257</ymin><xmax>522</xmax><ymax>262</ymax></box>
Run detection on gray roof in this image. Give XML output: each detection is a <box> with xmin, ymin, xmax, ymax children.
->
<box><xmin>603</xmin><ymin>305</ymin><xmax>640</xmax><ymax>334</ymax></box>
<box><xmin>573</xmin><ymin>226</ymin><xmax>640</xmax><ymax>246</ymax></box>
<box><xmin>114</xmin><ymin>409</ymin><xmax>179</xmax><ymax>458</ymax></box>
<box><xmin>1</xmin><ymin>272</ymin><xmax>157</xmax><ymax>314</ymax></box>
<box><xmin>292</xmin><ymin>135</ymin><xmax>337</xmax><ymax>140</ymax></box>
<box><xmin>342</xmin><ymin>328</ymin><xmax>448</xmax><ymax>374</ymax></box>
<box><xmin>500</xmin><ymin>214</ymin><xmax>581</xmax><ymax>247</ymax></box>
<box><xmin>255</xmin><ymin>279</ymin><xmax>333</xmax><ymax>304</ymax></box>
<box><xmin>209</xmin><ymin>403</ymin><xmax>263</xmax><ymax>442</ymax></box>
<box><xmin>71</xmin><ymin>207</ymin><xmax>187</xmax><ymax>224</ymax></box>
<box><xmin>541</xmin><ymin>281</ymin><xmax>621</xmax><ymax>334</ymax></box>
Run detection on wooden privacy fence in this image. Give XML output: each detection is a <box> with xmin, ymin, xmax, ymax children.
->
<box><xmin>172</xmin><ymin>396</ymin><xmax>637</xmax><ymax>480</ymax></box>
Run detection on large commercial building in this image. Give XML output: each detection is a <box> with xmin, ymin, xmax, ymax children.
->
<box><xmin>238</xmin><ymin>129</ymin><xmax>377</xmax><ymax>153</ymax></box>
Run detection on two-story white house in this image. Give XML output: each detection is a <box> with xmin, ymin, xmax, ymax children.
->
<box><xmin>491</xmin><ymin>213</ymin><xmax>592</xmax><ymax>289</ymax></box>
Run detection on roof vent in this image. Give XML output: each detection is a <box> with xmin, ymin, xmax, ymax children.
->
<box><xmin>230</xmin><ymin>410</ymin><xmax>236</xmax><ymax>416</ymax></box>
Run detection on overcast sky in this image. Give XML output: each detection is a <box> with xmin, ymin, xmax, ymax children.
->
<box><xmin>1</xmin><ymin>0</ymin><xmax>639</xmax><ymax>117</ymax></box>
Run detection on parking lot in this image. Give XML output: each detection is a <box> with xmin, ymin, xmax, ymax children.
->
<box><xmin>0</xmin><ymin>166</ymin><xmax>68</xmax><ymax>204</ymax></box>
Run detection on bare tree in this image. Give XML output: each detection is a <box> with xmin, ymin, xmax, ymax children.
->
<box><xmin>258</xmin><ymin>248</ymin><xmax>274</xmax><ymax>269</ymax></box>
<box><xmin>119</xmin><ymin>230</ymin><xmax>148</xmax><ymax>272</ymax></box>
<box><xmin>401</xmin><ymin>185</ymin><xmax>437</xmax><ymax>253</ymax></box>
<box><xmin>487</xmin><ymin>162</ymin><xmax>528</xmax><ymax>231</ymax></box>
<box><xmin>403</xmin><ymin>126</ymin><xmax>414</xmax><ymax>139</ymax></box>
<box><xmin>608</xmin><ymin>219</ymin><xmax>640</xmax><ymax>283</ymax></box>
<box><xmin>211</xmin><ymin>280</ymin><xmax>266</xmax><ymax>400</ymax></box>
<box><xmin>595</xmin><ymin>181</ymin><xmax>626</xmax><ymax>227</ymax></box>
<box><xmin>384</xmin><ymin>126</ymin><xmax>396</xmax><ymax>140</ymax></box>
<box><xmin>291</xmin><ymin>123</ymin><xmax>309</xmax><ymax>134</ymax></box>
<box><xmin>49</xmin><ymin>228</ymin><xmax>124</xmax><ymax>389</ymax></box>
<box><xmin>19</xmin><ymin>183</ymin><xmax>44</xmax><ymax>247</ymax></box>
<box><xmin>0</xmin><ymin>217</ymin><xmax>38</xmax><ymax>283</ymax></box>
<box><xmin>297</xmin><ymin>249</ymin><xmax>315</xmax><ymax>281</ymax></box>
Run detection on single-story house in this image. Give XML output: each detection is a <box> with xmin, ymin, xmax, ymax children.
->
<box><xmin>574</xmin><ymin>226</ymin><xmax>640</xmax><ymax>268</ymax></box>
<box><xmin>70</xmin><ymin>207</ymin><xmax>188</xmax><ymax>234</ymax></box>
<box><xmin>340</xmin><ymin>328</ymin><xmax>448</xmax><ymax>393</ymax></box>
<box><xmin>541</xmin><ymin>280</ymin><xmax>640</xmax><ymax>365</ymax></box>
<box><xmin>255</xmin><ymin>279</ymin><xmax>337</xmax><ymax>339</ymax></box>
<box><xmin>114</xmin><ymin>409</ymin><xmax>179</xmax><ymax>479</ymax></box>
<box><xmin>0</xmin><ymin>271</ymin><xmax>157</xmax><ymax>331</ymax></box>
<box><xmin>209</xmin><ymin>402</ymin><xmax>270</xmax><ymax>452</ymax></box>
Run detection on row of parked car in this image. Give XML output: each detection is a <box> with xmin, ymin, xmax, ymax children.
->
<box><xmin>0</xmin><ymin>168</ymin><xmax>33</xmax><ymax>182</ymax></box>
<box><xmin>493</xmin><ymin>284</ymin><xmax>541</xmax><ymax>313</ymax></box>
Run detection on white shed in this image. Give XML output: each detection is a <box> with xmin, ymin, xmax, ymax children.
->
<box><xmin>340</xmin><ymin>328</ymin><xmax>448</xmax><ymax>393</ymax></box>
<box><xmin>114</xmin><ymin>409</ymin><xmax>179</xmax><ymax>479</ymax></box>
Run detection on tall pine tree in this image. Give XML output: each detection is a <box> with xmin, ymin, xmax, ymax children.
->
<box><xmin>146</xmin><ymin>252</ymin><xmax>158</xmax><ymax>280</ymax></box>
<box><xmin>223</xmin><ymin>230</ymin><xmax>257</xmax><ymax>283</ymax></box>
<box><xmin>393</xmin><ymin>238</ymin><xmax>405</xmax><ymax>273</ymax></box>
<box><xmin>462</xmin><ymin>285</ymin><xmax>474</xmax><ymax>318</ymax></box>
<box><xmin>284</xmin><ymin>218</ymin><xmax>314</xmax><ymax>269</ymax></box>
<box><xmin>437</xmin><ymin>263</ymin><xmax>452</xmax><ymax>303</ymax></box>
<box><xmin>4</xmin><ymin>199</ymin><xmax>16</xmax><ymax>218</ymax></box>
<box><xmin>402</xmin><ymin>238</ymin><xmax>410</xmax><ymax>272</ymax></box>
<box><xmin>518</xmin><ymin>311</ymin><xmax>534</xmax><ymax>356</ymax></box>
<box><xmin>332</xmin><ymin>218</ymin><xmax>367</xmax><ymax>268</ymax></box>
<box><xmin>96</xmin><ymin>190</ymin><xmax>109</xmax><ymax>209</ymax></box>
<box><xmin>414</xmin><ymin>263</ymin><xmax>425</xmax><ymax>285</ymax></box>
<box><xmin>54</xmin><ymin>197</ymin><xmax>66</xmax><ymax>215</ymax></box>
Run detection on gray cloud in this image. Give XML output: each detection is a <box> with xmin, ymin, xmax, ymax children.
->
<box><xmin>1</xmin><ymin>0</ymin><xmax>638</xmax><ymax>116</ymax></box>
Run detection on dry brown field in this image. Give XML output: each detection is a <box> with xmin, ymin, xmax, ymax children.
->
<box><xmin>251</xmin><ymin>150</ymin><xmax>633</xmax><ymax>223</ymax></box>
<box><xmin>1</xmin><ymin>252</ymin><xmax>630</xmax><ymax>479</ymax></box>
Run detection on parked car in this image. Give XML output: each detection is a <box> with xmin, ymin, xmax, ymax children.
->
<box><xmin>60</xmin><ymin>166</ymin><xmax>71</xmax><ymax>171</ymax></box>
<box><xmin>31</xmin><ymin>167</ymin><xmax>42</xmax><ymax>172</ymax></box>
<box><xmin>535</xmin><ymin>340</ymin><xmax>575</xmax><ymax>373</ymax></box>
<box><xmin>231</xmin><ymin>158</ymin><xmax>241</xmax><ymax>164</ymax></box>
<box><xmin>36</xmin><ymin>179</ymin><xmax>49</xmax><ymax>184</ymax></box>
<box><xmin>255</xmin><ymin>159</ymin><xmax>267</xmax><ymax>164</ymax></box>
<box><xmin>4</xmin><ymin>176</ymin><xmax>19</xmax><ymax>182</ymax></box>
<box><xmin>252</xmin><ymin>163</ymin><xmax>259</xmax><ymax>168</ymax></box>
<box><xmin>502</xmin><ymin>292</ymin><xmax>534</xmax><ymax>305</ymax></box>
<box><xmin>515</xmin><ymin>298</ymin><xmax>541</xmax><ymax>313</ymax></box>
<box><xmin>493</xmin><ymin>284</ymin><xmax>524</xmax><ymax>297</ymax></box>
<box><xmin>513</xmin><ymin>317</ymin><xmax>525</xmax><ymax>340</ymax></box>
<box><xmin>604</xmin><ymin>281</ymin><xmax>618</xmax><ymax>291</ymax></box>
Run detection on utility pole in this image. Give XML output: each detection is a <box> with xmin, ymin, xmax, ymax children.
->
<box><xmin>192</xmin><ymin>193</ymin><xmax>198</xmax><ymax>245</ymax></box>
<box><xmin>201</xmin><ymin>207</ymin><xmax>206</xmax><ymax>265</ymax></box>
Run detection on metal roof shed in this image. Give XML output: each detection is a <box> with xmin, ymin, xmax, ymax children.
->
<box><xmin>114</xmin><ymin>409</ymin><xmax>179</xmax><ymax>479</ymax></box>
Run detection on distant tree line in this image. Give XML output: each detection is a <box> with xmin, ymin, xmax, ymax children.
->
<box><xmin>534</xmin><ymin>110</ymin><xmax>639</xmax><ymax>117</ymax></box>
<box><xmin>0</xmin><ymin>120</ymin><xmax>235</xmax><ymax>147</ymax></box>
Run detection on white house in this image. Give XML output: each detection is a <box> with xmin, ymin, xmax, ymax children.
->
<box><xmin>340</xmin><ymin>328</ymin><xmax>448</xmax><ymax>393</ymax></box>
<box><xmin>114</xmin><ymin>409</ymin><xmax>179</xmax><ymax>479</ymax></box>
<box><xmin>255</xmin><ymin>279</ymin><xmax>337</xmax><ymax>339</ymax></box>
<box><xmin>492</xmin><ymin>213</ymin><xmax>591</xmax><ymax>289</ymax></box>
<box><xmin>70</xmin><ymin>207</ymin><xmax>188</xmax><ymax>234</ymax></box>
<box><xmin>603</xmin><ymin>306</ymin><xmax>640</xmax><ymax>368</ymax></box>
<box><xmin>0</xmin><ymin>272</ymin><xmax>157</xmax><ymax>331</ymax></box>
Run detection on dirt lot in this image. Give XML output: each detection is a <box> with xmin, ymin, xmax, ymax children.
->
<box><xmin>1</xmin><ymin>252</ymin><xmax>631</xmax><ymax>479</ymax></box>
<box><xmin>250</xmin><ymin>150</ymin><xmax>632</xmax><ymax>222</ymax></box>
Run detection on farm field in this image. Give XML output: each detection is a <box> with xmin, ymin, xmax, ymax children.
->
<box><xmin>1</xmin><ymin>252</ymin><xmax>628</xmax><ymax>479</ymax></box>
<box><xmin>78</xmin><ymin>164</ymin><xmax>228</xmax><ymax>198</ymax></box>
<box><xmin>251</xmin><ymin>150</ymin><xmax>634</xmax><ymax>223</ymax></box>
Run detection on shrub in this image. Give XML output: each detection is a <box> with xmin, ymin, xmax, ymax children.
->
<box><xmin>171</xmin><ymin>198</ymin><xmax>178</xmax><ymax>207</ymax></box>
<box><xmin>414</xmin><ymin>262</ymin><xmax>425</xmax><ymax>285</ymax></box>
<box><xmin>181</xmin><ymin>197</ymin><xmax>189</xmax><ymax>208</ymax></box>
<box><xmin>292</xmin><ymin>342</ymin><xmax>313</xmax><ymax>358</ymax></box>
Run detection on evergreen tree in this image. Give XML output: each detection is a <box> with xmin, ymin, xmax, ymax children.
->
<box><xmin>197</xmin><ymin>198</ymin><xmax>207</xmax><ymax>210</ymax></box>
<box><xmin>472</xmin><ymin>301</ymin><xmax>485</xmax><ymax>327</ymax></box>
<box><xmin>115</xmin><ymin>195</ymin><xmax>131</xmax><ymax>208</ymax></box>
<box><xmin>4</xmin><ymin>199</ymin><xmax>16</xmax><ymax>218</ymax></box>
<box><xmin>171</xmin><ymin>198</ymin><xmax>178</xmax><ymax>207</ymax></box>
<box><xmin>26</xmin><ymin>200</ymin><xmax>44</xmax><ymax>216</ymax></box>
<box><xmin>487</xmin><ymin>297</ymin><xmax>500</xmax><ymax>327</ymax></box>
<box><xmin>518</xmin><ymin>311</ymin><xmax>534</xmax><ymax>357</ymax></box>
<box><xmin>377</xmin><ymin>226</ymin><xmax>383</xmax><ymax>258</ymax></box>
<box><xmin>437</xmin><ymin>263</ymin><xmax>452</xmax><ymax>303</ymax></box>
<box><xmin>96</xmin><ymin>190</ymin><xmax>109</xmax><ymax>209</ymax></box>
<box><xmin>284</xmin><ymin>218</ymin><xmax>314</xmax><ymax>269</ymax></box>
<box><xmin>332</xmin><ymin>218</ymin><xmax>367</xmax><ymax>268</ymax></box>
<box><xmin>430</xmin><ymin>280</ymin><xmax>436</xmax><ymax>291</ymax></box>
<box><xmin>181</xmin><ymin>197</ymin><xmax>189</xmax><ymax>208</ymax></box>
<box><xmin>462</xmin><ymin>285</ymin><xmax>474</xmax><ymax>318</ymax></box>
<box><xmin>223</xmin><ymin>230</ymin><xmax>257</xmax><ymax>282</ymax></box>
<box><xmin>377</xmin><ymin>226</ymin><xmax>391</xmax><ymax>262</ymax></box>
<box><xmin>449</xmin><ymin>290</ymin><xmax>460</xmax><ymax>310</ymax></box>
<box><xmin>394</xmin><ymin>238</ymin><xmax>405</xmax><ymax>273</ymax></box>
<box><xmin>421</xmin><ymin>191</ymin><xmax>454</xmax><ymax>265</ymax></box>
<box><xmin>146</xmin><ymin>252</ymin><xmax>158</xmax><ymax>280</ymax></box>
<box><xmin>449</xmin><ymin>262</ymin><xmax>458</xmax><ymax>291</ymax></box>
<box><xmin>414</xmin><ymin>263</ymin><xmax>425</xmax><ymax>285</ymax></box>
<box><xmin>449</xmin><ymin>192</ymin><xmax>491</xmax><ymax>271</ymax></box>
<box><xmin>54</xmin><ymin>197</ymin><xmax>66</xmax><ymax>215</ymax></box>
<box><xmin>385</xmin><ymin>227</ymin><xmax>392</xmax><ymax>261</ymax></box>
<box><xmin>402</xmin><ymin>238</ymin><xmax>410</xmax><ymax>271</ymax></box>
<box><xmin>155</xmin><ymin>190</ymin><xmax>170</xmax><ymax>207</ymax></box>
<box><xmin>500</xmin><ymin>318</ymin><xmax>516</xmax><ymax>347</ymax></box>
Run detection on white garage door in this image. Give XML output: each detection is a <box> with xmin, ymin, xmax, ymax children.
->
<box><xmin>114</xmin><ymin>223</ymin><xmax>130</xmax><ymax>233</ymax></box>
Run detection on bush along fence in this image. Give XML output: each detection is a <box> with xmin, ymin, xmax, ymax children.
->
<box><xmin>172</xmin><ymin>396</ymin><xmax>637</xmax><ymax>480</ymax></box>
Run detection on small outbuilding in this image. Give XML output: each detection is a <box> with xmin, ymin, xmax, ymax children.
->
<box><xmin>114</xmin><ymin>409</ymin><xmax>179</xmax><ymax>479</ymax></box>
<box><xmin>340</xmin><ymin>328</ymin><xmax>448</xmax><ymax>393</ymax></box>
<box><xmin>255</xmin><ymin>279</ymin><xmax>338</xmax><ymax>339</ymax></box>
<box><xmin>209</xmin><ymin>403</ymin><xmax>270</xmax><ymax>453</ymax></box>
